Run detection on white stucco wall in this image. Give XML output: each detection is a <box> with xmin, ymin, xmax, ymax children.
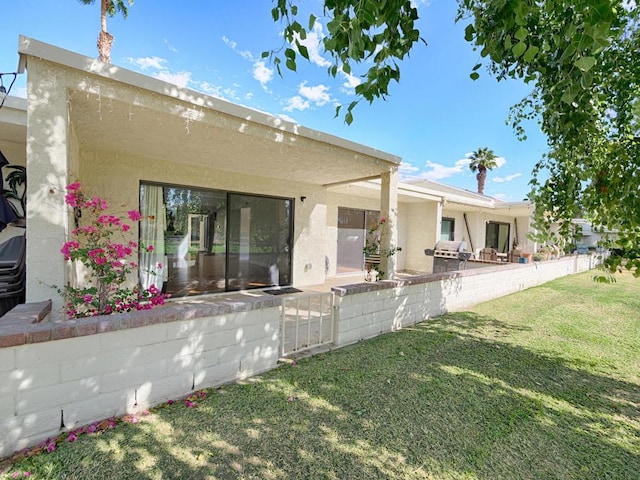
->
<box><xmin>19</xmin><ymin>49</ymin><xmax>394</xmax><ymax>310</ymax></box>
<box><xmin>403</xmin><ymin>202</ymin><xmax>439</xmax><ymax>272</ymax></box>
<box><xmin>78</xmin><ymin>150</ymin><xmax>330</xmax><ymax>291</ymax></box>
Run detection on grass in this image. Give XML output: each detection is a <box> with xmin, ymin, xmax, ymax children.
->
<box><xmin>2</xmin><ymin>270</ymin><xmax>639</xmax><ymax>479</ymax></box>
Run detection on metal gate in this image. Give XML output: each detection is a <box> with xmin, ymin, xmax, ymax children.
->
<box><xmin>280</xmin><ymin>292</ymin><xmax>334</xmax><ymax>356</ymax></box>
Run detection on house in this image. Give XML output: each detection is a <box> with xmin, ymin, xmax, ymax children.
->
<box><xmin>1</xmin><ymin>36</ymin><xmax>539</xmax><ymax>316</ymax></box>
<box><xmin>1</xmin><ymin>37</ymin><xmax>606</xmax><ymax>459</ymax></box>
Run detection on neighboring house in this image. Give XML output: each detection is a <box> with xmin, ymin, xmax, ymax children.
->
<box><xmin>1</xmin><ymin>36</ymin><xmax>539</xmax><ymax>316</ymax></box>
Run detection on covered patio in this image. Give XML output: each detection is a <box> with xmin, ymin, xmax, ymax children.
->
<box><xmin>16</xmin><ymin>36</ymin><xmax>402</xmax><ymax>313</ymax></box>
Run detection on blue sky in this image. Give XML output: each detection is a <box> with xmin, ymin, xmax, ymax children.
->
<box><xmin>1</xmin><ymin>0</ymin><xmax>547</xmax><ymax>201</ymax></box>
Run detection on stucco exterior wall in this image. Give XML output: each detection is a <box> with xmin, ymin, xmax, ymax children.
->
<box><xmin>77</xmin><ymin>150</ymin><xmax>330</xmax><ymax>292</ymax></box>
<box><xmin>326</xmin><ymin>191</ymin><xmax>388</xmax><ymax>277</ymax></box>
<box><xmin>21</xmin><ymin>52</ymin><xmax>394</xmax><ymax>309</ymax></box>
<box><xmin>444</xmin><ymin>209</ymin><xmax>534</xmax><ymax>257</ymax></box>
<box><xmin>403</xmin><ymin>202</ymin><xmax>439</xmax><ymax>272</ymax></box>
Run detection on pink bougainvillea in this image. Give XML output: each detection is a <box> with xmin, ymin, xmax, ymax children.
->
<box><xmin>59</xmin><ymin>183</ymin><xmax>169</xmax><ymax>319</ymax></box>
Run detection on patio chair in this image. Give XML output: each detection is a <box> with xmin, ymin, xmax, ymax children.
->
<box><xmin>0</xmin><ymin>234</ymin><xmax>26</xmax><ymax>317</ymax></box>
<box><xmin>479</xmin><ymin>247</ymin><xmax>498</xmax><ymax>262</ymax></box>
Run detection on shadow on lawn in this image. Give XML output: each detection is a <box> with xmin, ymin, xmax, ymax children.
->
<box><xmin>9</xmin><ymin>312</ymin><xmax>640</xmax><ymax>479</ymax></box>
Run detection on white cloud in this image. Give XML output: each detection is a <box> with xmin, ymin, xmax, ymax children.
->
<box><xmin>493</xmin><ymin>173</ymin><xmax>523</xmax><ymax>183</ymax></box>
<box><xmin>195</xmin><ymin>81</ymin><xmax>225</xmax><ymax>99</ymax></box>
<box><xmin>399</xmin><ymin>163</ymin><xmax>421</xmax><ymax>175</ymax></box>
<box><xmin>252</xmin><ymin>60</ymin><xmax>274</xmax><ymax>88</ymax></box>
<box><xmin>283</xmin><ymin>95</ymin><xmax>310</xmax><ymax>112</ymax></box>
<box><xmin>422</xmin><ymin>158</ymin><xmax>471</xmax><ymax>181</ymax></box>
<box><xmin>277</xmin><ymin>113</ymin><xmax>299</xmax><ymax>124</ymax></box>
<box><xmin>492</xmin><ymin>193</ymin><xmax>508</xmax><ymax>200</ymax></box>
<box><xmin>298</xmin><ymin>81</ymin><xmax>331</xmax><ymax>106</ymax></box>
<box><xmin>163</xmin><ymin>39</ymin><xmax>178</xmax><ymax>53</ymax></box>
<box><xmin>295</xmin><ymin>21</ymin><xmax>332</xmax><ymax>68</ymax></box>
<box><xmin>128</xmin><ymin>56</ymin><xmax>167</xmax><ymax>70</ymax></box>
<box><xmin>340</xmin><ymin>71</ymin><xmax>361</xmax><ymax>94</ymax></box>
<box><xmin>154</xmin><ymin>71</ymin><xmax>192</xmax><ymax>88</ymax></box>
<box><xmin>222</xmin><ymin>35</ymin><xmax>237</xmax><ymax>50</ymax></box>
<box><xmin>222</xmin><ymin>35</ymin><xmax>253</xmax><ymax>60</ymax></box>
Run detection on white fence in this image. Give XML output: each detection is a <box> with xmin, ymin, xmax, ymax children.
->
<box><xmin>280</xmin><ymin>292</ymin><xmax>334</xmax><ymax>356</ymax></box>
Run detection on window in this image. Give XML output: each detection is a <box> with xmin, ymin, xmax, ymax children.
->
<box><xmin>485</xmin><ymin>221</ymin><xmax>510</xmax><ymax>253</ymax></box>
<box><xmin>140</xmin><ymin>183</ymin><xmax>293</xmax><ymax>297</ymax></box>
<box><xmin>440</xmin><ymin>218</ymin><xmax>455</xmax><ymax>241</ymax></box>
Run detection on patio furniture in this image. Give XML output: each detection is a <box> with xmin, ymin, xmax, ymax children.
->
<box><xmin>0</xmin><ymin>233</ymin><xmax>26</xmax><ymax>317</ymax></box>
<box><xmin>479</xmin><ymin>247</ymin><xmax>498</xmax><ymax>262</ymax></box>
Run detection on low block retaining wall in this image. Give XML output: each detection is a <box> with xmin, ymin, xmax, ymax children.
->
<box><xmin>0</xmin><ymin>254</ymin><xmax>598</xmax><ymax>458</ymax></box>
<box><xmin>331</xmin><ymin>254</ymin><xmax>599</xmax><ymax>346</ymax></box>
<box><xmin>0</xmin><ymin>296</ymin><xmax>281</xmax><ymax>458</ymax></box>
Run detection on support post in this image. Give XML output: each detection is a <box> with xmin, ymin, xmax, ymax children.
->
<box><xmin>380</xmin><ymin>168</ymin><xmax>398</xmax><ymax>280</ymax></box>
<box><xmin>24</xmin><ymin>59</ymin><xmax>71</xmax><ymax>314</ymax></box>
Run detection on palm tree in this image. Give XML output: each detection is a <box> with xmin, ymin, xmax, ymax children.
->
<box><xmin>468</xmin><ymin>147</ymin><xmax>498</xmax><ymax>195</ymax></box>
<box><xmin>78</xmin><ymin>0</ymin><xmax>133</xmax><ymax>64</ymax></box>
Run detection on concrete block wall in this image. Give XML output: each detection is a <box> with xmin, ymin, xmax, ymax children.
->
<box><xmin>0</xmin><ymin>254</ymin><xmax>600</xmax><ymax>459</ymax></box>
<box><xmin>0</xmin><ymin>298</ymin><xmax>280</xmax><ymax>459</ymax></box>
<box><xmin>333</xmin><ymin>255</ymin><xmax>599</xmax><ymax>347</ymax></box>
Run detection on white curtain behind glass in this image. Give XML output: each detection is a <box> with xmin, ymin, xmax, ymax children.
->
<box><xmin>139</xmin><ymin>185</ymin><xmax>167</xmax><ymax>290</ymax></box>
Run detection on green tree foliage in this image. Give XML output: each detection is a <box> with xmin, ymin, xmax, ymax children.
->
<box><xmin>468</xmin><ymin>147</ymin><xmax>498</xmax><ymax>195</ymax></box>
<box><xmin>268</xmin><ymin>0</ymin><xmax>640</xmax><ymax>274</ymax></box>
<box><xmin>78</xmin><ymin>0</ymin><xmax>133</xmax><ymax>63</ymax></box>
<box><xmin>266</xmin><ymin>0</ymin><xmax>425</xmax><ymax>125</ymax></box>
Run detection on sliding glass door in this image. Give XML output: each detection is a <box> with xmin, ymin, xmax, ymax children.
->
<box><xmin>227</xmin><ymin>194</ymin><xmax>292</xmax><ymax>291</ymax></box>
<box><xmin>140</xmin><ymin>183</ymin><xmax>293</xmax><ymax>297</ymax></box>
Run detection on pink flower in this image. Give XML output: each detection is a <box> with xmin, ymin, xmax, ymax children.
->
<box><xmin>185</xmin><ymin>400</ymin><xmax>196</xmax><ymax>408</ymax></box>
<box><xmin>66</xmin><ymin>431</ymin><xmax>78</xmax><ymax>442</ymax></box>
<box><xmin>379</xmin><ymin>217</ymin><xmax>387</xmax><ymax>224</ymax></box>
<box><xmin>66</xmin><ymin>182</ymin><xmax>81</xmax><ymax>191</ymax></box>
<box><xmin>127</xmin><ymin>210</ymin><xmax>142</xmax><ymax>222</ymax></box>
<box><xmin>65</xmin><ymin>193</ymin><xmax>80</xmax><ymax>207</ymax></box>
<box><xmin>121</xmin><ymin>224</ymin><xmax>131</xmax><ymax>232</ymax></box>
<box><xmin>88</xmin><ymin>248</ymin><xmax>105</xmax><ymax>259</ymax></box>
<box><xmin>147</xmin><ymin>245</ymin><xmax>154</xmax><ymax>252</ymax></box>
<box><xmin>167</xmin><ymin>399</ymin><xmax>174</xmax><ymax>405</ymax></box>
<box><xmin>157</xmin><ymin>262</ymin><xmax>163</xmax><ymax>268</ymax></box>
<box><xmin>61</xmin><ymin>241</ymin><xmax>80</xmax><ymax>260</ymax></box>
<box><xmin>83</xmin><ymin>294</ymin><xmax>93</xmax><ymax>304</ymax></box>
<box><xmin>287</xmin><ymin>396</ymin><xmax>295</xmax><ymax>402</ymax></box>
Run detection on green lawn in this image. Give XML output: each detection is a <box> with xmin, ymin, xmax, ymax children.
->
<box><xmin>2</xmin><ymin>270</ymin><xmax>639</xmax><ymax>479</ymax></box>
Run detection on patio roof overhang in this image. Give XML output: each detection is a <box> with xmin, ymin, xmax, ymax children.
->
<box><xmin>328</xmin><ymin>179</ymin><xmax>534</xmax><ymax>216</ymax></box>
<box><xmin>18</xmin><ymin>36</ymin><xmax>401</xmax><ymax>187</ymax></box>
<box><xmin>0</xmin><ymin>96</ymin><xmax>27</xmax><ymax>147</ymax></box>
